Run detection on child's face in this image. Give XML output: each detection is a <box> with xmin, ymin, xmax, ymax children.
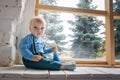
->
<box><xmin>30</xmin><ymin>21</ymin><xmax>45</xmax><ymax>37</ymax></box>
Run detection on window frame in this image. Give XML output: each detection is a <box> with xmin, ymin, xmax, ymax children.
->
<box><xmin>35</xmin><ymin>0</ymin><xmax>120</xmax><ymax>67</ymax></box>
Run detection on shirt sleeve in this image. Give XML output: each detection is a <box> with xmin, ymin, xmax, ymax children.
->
<box><xmin>19</xmin><ymin>37</ymin><xmax>34</xmax><ymax>61</ymax></box>
<box><xmin>44</xmin><ymin>48</ymin><xmax>52</xmax><ymax>54</ymax></box>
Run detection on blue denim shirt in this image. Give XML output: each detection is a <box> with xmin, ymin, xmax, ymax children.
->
<box><xmin>19</xmin><ymin>34</ymin><xmax>52</xmax><ymax>61</ymax></box>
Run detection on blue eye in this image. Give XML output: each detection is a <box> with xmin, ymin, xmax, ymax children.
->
<box><xmin>34</xmin><ymin>26</ymin><xmax>38</xmax><ymax>29</ymax></box>
<box><xmin>33</xmin><ymin>26</ymin><xmax>44</xmax><ymax>30</ymax></box>
<box><xmin>41</xmin><ymin>27</ymin><xmax>44</xmax><ymax>30</ymax></box>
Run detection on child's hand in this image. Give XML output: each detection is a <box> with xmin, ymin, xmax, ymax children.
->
<box><xmin>52</xmin><ymin>46</ymin><xmax>58</xmax><ymax>52</ymax></box>
<box><xmin>32</xmin><ymin>55</ymin><xmax>42</xmax><ymax>62</ymax></box>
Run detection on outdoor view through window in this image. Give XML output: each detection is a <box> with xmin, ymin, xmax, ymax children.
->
<box><xmin>39</xmin><ymin>0</ymin><xmax>106</xmax><ymax>60</ymax></box>
<box><xmin>113</xmin><ymin>0</ymin><xmax>120</xmax><ymax>61</ymax></box>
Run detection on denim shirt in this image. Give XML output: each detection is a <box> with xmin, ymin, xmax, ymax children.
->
<box><xmin>19</xmin><ymin>34</ymin><xmax>52</xmax><ymax>61</ymax></box>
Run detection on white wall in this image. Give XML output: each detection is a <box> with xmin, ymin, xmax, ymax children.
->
<box><xmin>15</xmin><ymin>0</ymin><xmax>36</xmax><ymax>64</ymax></box>
<box><xmin>0</xmin><ymin>0</ymin><xmax>35</xmax><ymax>66</ymax></box>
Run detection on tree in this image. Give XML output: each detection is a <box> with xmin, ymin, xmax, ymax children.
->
<box><xmin>40</xmin><ymin>0</ymin><xmax>66</xmax><ymax>52</ymax></box>
<box><xmin>113</xmin><ymin>0</ymin><xmax>120</xmax><ymax>59</ymax></box>
<box><xmin>68</xmin><ymin>0</ymin><xmax>104</xmax><ymax>58</ymax></box>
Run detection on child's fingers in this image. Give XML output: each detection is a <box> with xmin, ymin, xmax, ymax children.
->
<box><xmin>32</xmin><ymin>55</ymin><xmax>42</xmax><ymax>62</ymax></box>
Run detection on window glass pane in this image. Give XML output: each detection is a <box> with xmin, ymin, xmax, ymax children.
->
<box><xmin>114</xmin><ymin>19</ymin><xmax>120</xmax><ymax>61</ymax></box>
<box><xmin>39</xmin><ymin>12</ymin><xmax>106</xmax><ymax>60</ymax></box>
<box><xmin>113</xmin><ymin>0</ymin><xmax>120</xmax><ymax>12</ymax></box>
<box><xmin>40</xmin><ymin>0</ymin><xmax>105</xmax><ymax>10</ymax></box>
<box><xmin>114</xmin><ymin>0</ymin><xmax>120</xmax><ymax>61</ymax></box>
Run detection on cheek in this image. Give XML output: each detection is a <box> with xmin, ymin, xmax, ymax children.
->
<box><xmin>31</xmin><ymin>30</ymin><xmax>37</xmax><ymax>35</ymax></box>
<box><xmin>42</xmin><ymin>30</ymin><xmax>45</xmax><ymax>34</ymax></box>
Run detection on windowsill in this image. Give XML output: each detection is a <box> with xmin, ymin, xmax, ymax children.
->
<box><xmin>0</xmin><ymin>65</ymin><xmax>120</xmax><ymax>79</ymax></box>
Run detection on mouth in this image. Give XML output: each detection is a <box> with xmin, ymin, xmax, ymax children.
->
<box><xmin>37</xmin><ymin>33</ymin><xmax>42</xmax><ymax>36</ymax></box>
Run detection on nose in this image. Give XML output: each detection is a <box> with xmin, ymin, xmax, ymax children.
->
<box><xmin>37</xmin><ymin>29</ymin><xmax>42</xmax><ymax>33</ymax></box>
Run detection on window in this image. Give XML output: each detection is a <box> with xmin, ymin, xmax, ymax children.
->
<box><xmin>40</xmin><ymin>0</ymin><xmax>105</xmax><ymax>10</ymax></box>
<box><xmin>113</xmin><ymin>0</ymin><xmax>120</xmax><ymax>65</ymax></box>
<box><xmin>35</xmin><ymin>0</ymin><xmax>120</xmax><ymax>67</ymax></box>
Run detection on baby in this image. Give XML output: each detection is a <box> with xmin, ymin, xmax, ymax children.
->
<box><xmin>19</xmin><ymin>16</ymin><xmax>76</xmax><ymax>71</ymax></box>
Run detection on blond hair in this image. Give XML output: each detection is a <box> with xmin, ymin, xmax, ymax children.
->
<box><xmin>29</xmin><ymin>16</ymin><xmax>46</xmax><ymax>28</ymax></box>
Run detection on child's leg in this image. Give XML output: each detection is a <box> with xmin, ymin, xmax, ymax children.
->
<box><xmin>53</xmin><ymin>52</ymin><xmax>60</xmax><ymax>61</ymax></box>
<box><xmin>22</xmin><ymin>57</ymin><xmax>61</xmax><ymax>70</ymax></box>
<box><xmin>22</xmin><ymin>57</ymin><xmax>76</xmax><ymax>71</ymax></box>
